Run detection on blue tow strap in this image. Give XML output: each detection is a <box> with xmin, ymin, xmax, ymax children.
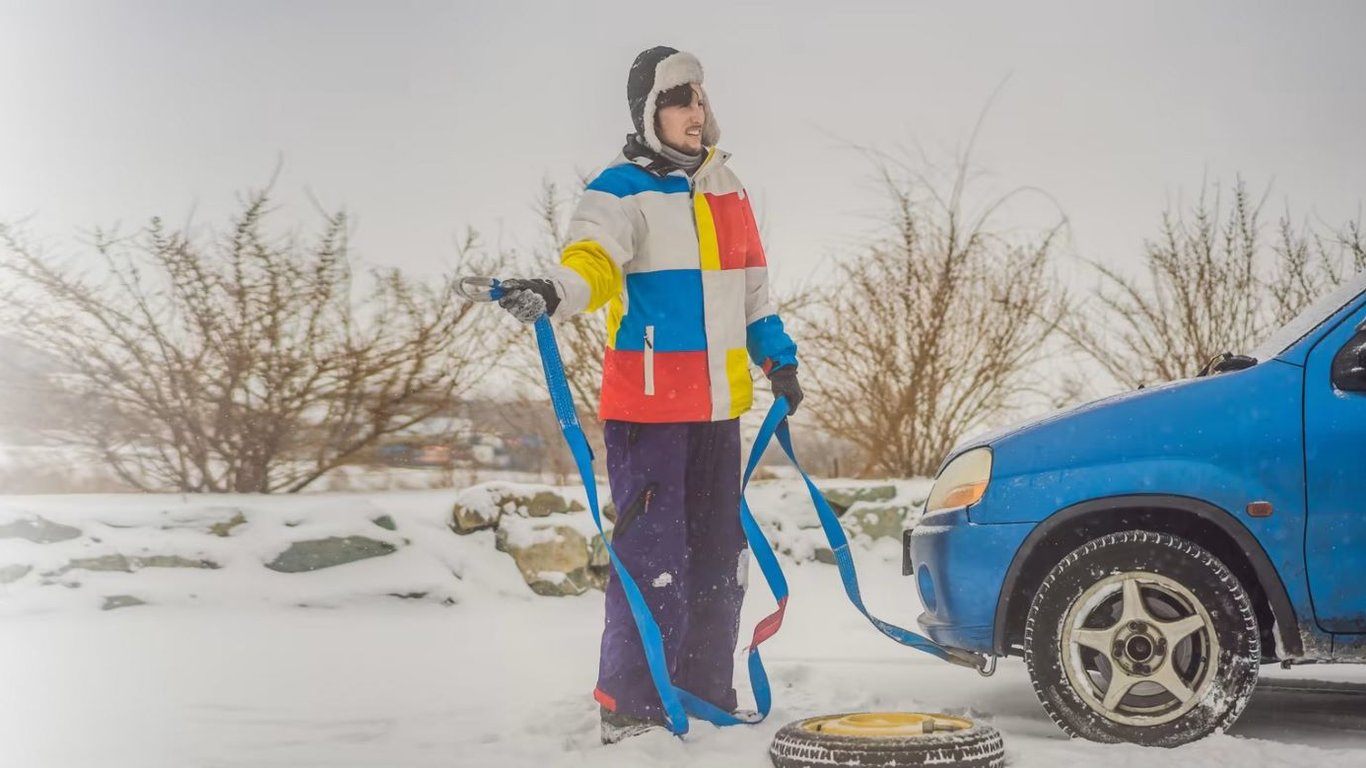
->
<box><xmin>468</xmin><ymin>277</ymin><xmax>987</xmax><ymax>737</ymax></box>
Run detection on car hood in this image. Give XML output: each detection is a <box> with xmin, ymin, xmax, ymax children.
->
<box><xmin>940</xmin><ymin>370</ymin><xmax>1252</xmax><ymax>471</ymax></box>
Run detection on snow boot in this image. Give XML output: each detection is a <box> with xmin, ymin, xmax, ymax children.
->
<box><xmin>599</xmin><ymin>706</ymin><xmax>668</xmax><ymax>744</ymax></box>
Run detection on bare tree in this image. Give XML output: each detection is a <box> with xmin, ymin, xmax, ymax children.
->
<box><xmin>0</xmin><ymin>187</ymin><xmax>502</xmax><ymax>493</ymax></box>
<box><xmin>1065</xmin><ymin>178</ymin><xmax>1364</xmax><ymax>390</ymax></box>
<box><xmin>795</xmin><ymin>155</ymin><xmax>1070</xmax><ymax>478</ymax></box>
<box><xmin>480</xmin><ymin>179</ymin><xmax>611</xmax><ymax>473</ymax></box>
<box><xmin>1268</xmin><ymin>215</ymin><xmax>1366</xmax><ymax>326</ymax></box>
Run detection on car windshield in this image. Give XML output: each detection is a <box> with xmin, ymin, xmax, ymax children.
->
<box><xmin>1249</xmin><ymin>270</ymin><xmax>1366</xmax><ymax>361</ymax></box>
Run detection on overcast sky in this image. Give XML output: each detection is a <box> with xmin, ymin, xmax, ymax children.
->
<box><xmin>2</xmin><ymin>0</ymin><xmax>1363</xmax><ymax>290</ymax></box>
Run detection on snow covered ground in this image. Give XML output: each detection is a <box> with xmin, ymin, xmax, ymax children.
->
<box><xmin>3</xmin><ymin>486</ymin><xmax>1366</xmax><ymax>768</ymax></box>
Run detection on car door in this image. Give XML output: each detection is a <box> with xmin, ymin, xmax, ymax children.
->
<box><xmin>1304</xmin><ymin>303</ymin><xmax>1366</xmax><ymax>633</ymax></box>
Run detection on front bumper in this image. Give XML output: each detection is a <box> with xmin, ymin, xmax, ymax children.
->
<box><xmin>905</xmin><ymin>507</ymin><xmax>1033</xmax><ymax>655</ymax></box>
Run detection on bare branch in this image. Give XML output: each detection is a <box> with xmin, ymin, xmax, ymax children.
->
<box><xmin>1068</xmin><ymin>177</ymin><xmax>1363</xmax><ymax>390</ymax></box>
<box><xmin>793</xmin><ymin>152</ymin><xmax>1070</xmax><ymax>477</ymax></box>
<box><xmin>0</xmin><ymin>188</ymin><xmax>506</xmax><ymax>493</ymax></box>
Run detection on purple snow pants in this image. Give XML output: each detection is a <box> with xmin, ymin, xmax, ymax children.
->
<box><xmin>594</xmin><ymin>418</ymin><xmax>748</xmax><ymax>721</ymax></box>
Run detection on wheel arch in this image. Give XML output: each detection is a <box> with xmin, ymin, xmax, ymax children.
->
<box><xmin>992</xmin><ymin>494</ymin><xmax>1301</xmax><ymax>660</ymax></box>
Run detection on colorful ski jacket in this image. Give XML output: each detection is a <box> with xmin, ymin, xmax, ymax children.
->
<box><xmin>550</xmin><ymin>148</ymin><xmax>798</xmax><ymax>424</ymax></box>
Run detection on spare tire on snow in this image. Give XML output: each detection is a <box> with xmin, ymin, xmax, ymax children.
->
<box><xmin>769</xmin><ymin>712</ymin><xmax>1004</xmax><ymax>768</ymax></box>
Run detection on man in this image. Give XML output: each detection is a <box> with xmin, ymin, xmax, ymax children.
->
<box><xmin>497</xmin><ymin>45</ymin><xmax>802</xmax><ymax>744</ymax></box>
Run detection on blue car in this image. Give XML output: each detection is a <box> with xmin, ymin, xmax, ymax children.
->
<box><xmin>906</xmin><ymin>270</ymin><xmax>1366</xmax><ymax>746</ymax></box>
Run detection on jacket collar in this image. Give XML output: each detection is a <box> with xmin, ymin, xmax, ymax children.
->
<box><xmin>621</xmin><ymin>146</ymin><xmax>729</xmax><ymax>181</ymax></box>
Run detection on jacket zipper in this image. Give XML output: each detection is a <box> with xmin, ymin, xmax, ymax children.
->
<box><xmin>687</xmin><ymin>154</ymin><xmax>711</xmax><ymax>412</ymax></box>
<box><xmin>613</xmin><ymin>483</ymin><xmax>657</xmax><ymax>541</ymax></box>
<box><xmin>686</xmin><ymin>149</ymin><xmax>714</xmax><ymax>243</ymax></box>
<box><xmin>687</xmin><ymin>160</ymin><xmax>702</xmax><ymax>239</ymax></box>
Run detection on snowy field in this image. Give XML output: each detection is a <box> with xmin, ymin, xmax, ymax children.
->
<box><xmin>3</xmin><ymin>486</ymin><xmax>1366</xmax><ymax>768</ymax></box>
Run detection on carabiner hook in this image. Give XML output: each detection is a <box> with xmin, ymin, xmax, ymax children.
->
<box><xmin>456</xmin><ymin>276</ymin><xmax>504</xmax><ymax>303</ymax></box>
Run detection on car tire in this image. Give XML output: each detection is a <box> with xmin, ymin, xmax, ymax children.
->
<box><xmin>1023</xmin><ymin>530</ymin><xmax>1259</xmax><ymax>746</ymax></box>
<box><xmin>768</xmin><ymin>712</ymin><xmax>1004</xmax><ymax>768</ymax></box>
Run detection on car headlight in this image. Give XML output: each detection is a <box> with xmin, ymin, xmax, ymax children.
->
<box><xmin>925</xmin><ymin>447</ymin><xmax>992</xmax><ymax>514</ymax></box>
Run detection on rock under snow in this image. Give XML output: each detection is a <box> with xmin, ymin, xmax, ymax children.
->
<box><xmin>0</xmin><ymin>564</ymin><xmax>32</xmax><ymax>584</ymax></box>
<box><xmin>842</xmin><ymin>501</ymin><xmax>909</xmax><ymax>541</ymax></box>
<box><xmin>265</xmin><ymin>536</ymin><xmax>398</xmax><ymax>573</ymax></box>
<box><xmin>207</xmin><ymin>512</ymin><xmax>247</xmax><ymax>537</ymax></box>
<box><xmin>0</xmin><ymin>515</ymin><xmax>83</xmax><ymax>543</ymax></box>
<box><xmin>45</xmin><ymin>553</ymin><xmax>221</xmax><ymax>578</ymax></box>
<box><xmin>495</xmin><ymin>519</ymin><xmax>594</xmax><ymax>597</ymax></box>
<box><xmin>449</xmin><ymin>482</ymin><xmax>586</xmax><ymax>534</ymax></box>
<box><xmin>101</xmin><ymin>595</ymin><xmax>146</xmax><ymax>611</ymax></box>
<box><xmin>587</xmin><ymin>530</ymin><xmax>613</xmax><ymax>590</ymax></box>
<box><xmin>821</xmin><ymin>484</ymin><xmax>897</xmax><ymax>515</ymax></box>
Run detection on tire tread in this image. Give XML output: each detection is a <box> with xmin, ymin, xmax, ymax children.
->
<box><xmin>1022</xmin><ymin>529</ymin><xmax>1259</xmax><ymax>746</ymax></box>
<box><xmin>768</xmin><ymin>715</ymin><xmax>1005</xmax><ymax>767</ymax></box>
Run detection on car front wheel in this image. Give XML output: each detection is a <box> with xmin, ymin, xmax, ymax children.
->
<box><xmin>1023</xmin><ymin>530</ymin><xmax>1259</xmax><ymax>746</ymax></box>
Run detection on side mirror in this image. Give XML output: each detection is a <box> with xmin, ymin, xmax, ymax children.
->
<box><xmin>1332</xmin><ymin>330</ymin><xmax>1366</xmax><ymax>393</ymax></box>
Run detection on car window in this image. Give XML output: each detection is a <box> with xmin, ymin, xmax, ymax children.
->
<box><xmin>1250</xmin><ymin>270</ymin><xmax>1366</xmax><ymax>361</ymax></box>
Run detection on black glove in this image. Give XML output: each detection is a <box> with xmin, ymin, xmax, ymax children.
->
<box><xmin>768</xmin><ymin>365</ymin><xmax>803</xmax><ymax>416</ymax></box>
<box><xmin>497</xmin><ymin>278</ymin><xmax>561</xmax><ymax>323</ymax></box>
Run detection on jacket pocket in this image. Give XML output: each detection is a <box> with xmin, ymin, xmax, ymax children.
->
<box><xmin>644</xmin><ymin>325</ymin><xmax>656</xmax><ymax>396</ymax></box>
<box><xmin>613</xmin><ymin>482</ymin><xmax>657</xmax><ymax>541</ymax></box>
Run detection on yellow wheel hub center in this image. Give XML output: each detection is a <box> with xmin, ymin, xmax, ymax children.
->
<box><xmin>801</xmin><ymin>712</ymin><xmax>973</xmax><ymax>737</ymax></box>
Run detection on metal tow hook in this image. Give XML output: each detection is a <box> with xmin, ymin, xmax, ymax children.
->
<box><xmin>976</xmin><ymin>655</ymin><xmax>998</xmax><ymax>677</ymax></box>
<box><xmin>945</xmin><ymin>648</ymin><xmax>998</xmax><ymax>677</ymax></box>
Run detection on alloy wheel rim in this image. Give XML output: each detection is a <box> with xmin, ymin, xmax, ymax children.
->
<box><xmin>1060</xmin><ymin>571</ymin><xmax>1219</xmax><ymax>726</ymax></box>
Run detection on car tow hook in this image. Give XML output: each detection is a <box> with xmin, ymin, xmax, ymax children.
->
<box><xmin>944</xmin><ymin>648</ymin><xmax>998</xmax><ymax>677</ymax></box>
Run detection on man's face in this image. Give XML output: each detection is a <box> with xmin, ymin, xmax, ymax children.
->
<box><xmin>656</xmin><ymin>84</ymin><xmax>705</xmax><ymax>154</ymax></box>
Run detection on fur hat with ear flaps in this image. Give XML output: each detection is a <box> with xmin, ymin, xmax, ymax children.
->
<box><xmin>627</xmin><ymin>46</ymin><xmax>721</xmax><ymax>153</ymax></box>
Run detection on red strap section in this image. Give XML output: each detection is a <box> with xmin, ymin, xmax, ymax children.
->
<box><xmin>593</xmin><ymin>687</ymin><xmax>617</xmax><ymax>712</ymax></box>
<box><xmin>748</xmin><ymin>596</ymin><xmax>788</xmax><ymax>650</ymax></box>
